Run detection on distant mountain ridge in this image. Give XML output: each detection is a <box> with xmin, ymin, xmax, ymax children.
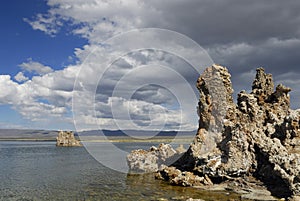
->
<box><xmin>0</xmin><ymin>129</ymin><xmax>196</xmax><ymax>140</ymax></box>
<box><xmin>0</xmin><ymin>129</ymin><xmax>58</xmax><ymax>140</ymax></box>
<box><xmin>79</xmin><ymin>130</ymin><xmax>196</xmax><ymax>137</ymax></box>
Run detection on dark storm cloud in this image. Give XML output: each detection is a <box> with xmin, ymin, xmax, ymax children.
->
<box><xmin>131</xmin><ymin>85</ymin><xmax>176</xmax><ymax>105</ymax></box>
<box><xmin>148</xmin><ymin>0</ymin><xmax>300</xmax><ymax>107</ymax></box>
<box><xmin>151</xmin><ymin>0</ymin><xmax>300</xmax><ymax>45</ymax></box>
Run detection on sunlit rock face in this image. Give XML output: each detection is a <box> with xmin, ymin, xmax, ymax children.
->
<box><xmin>56</xmin><ymin>131</ymin><xmax>82</xmax><ymax>147</ymax></box>
<box><xmin>127</xmin><ymin>65</ymin><xmax>300</xmax><ymax>199</ymax></box>
<box><xmin>127</xmin><ymin>143</ymin><xmax>184</xmax><ymax>173</ymax></box>
<box><xmin>158</xmin><ymin>65</ymin><xmax>300</xmax><ymax>198</ymax></box>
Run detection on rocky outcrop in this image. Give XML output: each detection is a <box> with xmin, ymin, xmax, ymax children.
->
<box><xmin>56</xmin><ymin>131</ymin><xmax>82</xmax><ymax>147</ymax></box>
<box><xmin>127</xmin><ymin>143</ymin><xmax>185</xmax><ymax>173</ymax></box>
<box><xmin>128</xmin><ymin>64</ymin><xmax>300</xmax><ymax>199</ymax></box>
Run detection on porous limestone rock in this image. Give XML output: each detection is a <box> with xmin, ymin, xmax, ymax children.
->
<box><xmin>56</xmin><ymin>131</ymin><xmax>82</xmax><ymax>147</ymax></box>
<box><xmin>156</xmin><ymin>165</ymin><xmax>213</xmax><ymax>187</ymax></box>
<box><xmin>127</xmin><ymin>143</ymin><xmax>182</xmax><ymax>173</ymax></box>
<box><xmin>157</xmin><ymin>65</ymin><xmax>300</xmax><ymax>199</ymax></box>
<box><xmin>128</xmin><ymin>64</ymin><xmax>300</xmax><ymax>199</ymax></box>
<box><xmin>175</xmin><ymin>144</ymin><xmax>187</xmax><ymax>154</ymax></box>
<box><xmin>186</xmin><ymin>198</ymin><xmax>205</xmax><ymax>201</ymax></box>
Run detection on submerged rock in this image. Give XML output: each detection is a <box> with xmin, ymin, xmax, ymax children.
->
<box><xmin>128</xmin><ymin>64</ymin><xmax>300</xmax><ymax>199</ymax></box>
<box><xmin>56</xmin><ymin>131</ymin><xmax>82</xmax><ymax>147</ymax></box>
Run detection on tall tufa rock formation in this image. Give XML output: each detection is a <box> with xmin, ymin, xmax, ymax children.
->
<box><xmin>128</xmin><ymin>65</ymin><xmax>300</xmax><ymax>199</ymax></box>
<box><xmin>160</xmin><ymin>65</ymin><xmax>300</xmax><ymax>198</ymax></box>
<box><xmin>56</xmin><ymin>131</ymin><xmax>82</xmax><ymax>147</ymax></box>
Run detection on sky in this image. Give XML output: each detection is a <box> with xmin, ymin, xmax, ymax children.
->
<box><xmin>0</xmin><ymin>0</ymin><xmax>300</xmax><ymax>131</ymax></box>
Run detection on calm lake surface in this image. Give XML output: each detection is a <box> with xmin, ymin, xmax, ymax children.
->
<box><xmin>0</xmin><ymin>141</ymin><xmax>239</xmax><ymax>201</ymax></box>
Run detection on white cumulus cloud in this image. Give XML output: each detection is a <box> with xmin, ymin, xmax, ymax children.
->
<box><xmin>1</xmin><ymin>0</ymin><xmax>299</xmax><ymax>130</ymax></box>
<box><xmin>14</xmin><ymin>72</ymin><xmax>29</xmax><ymax>82</ymax></box>
<box><xmin>19</xmin><ymin>58</ymin><xmax>54</xmax><ymax>75</ymax></box>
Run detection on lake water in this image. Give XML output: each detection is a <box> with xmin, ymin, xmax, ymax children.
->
<box><xmin>0</xmin><ymin>141</ymin><xmax>239</xmax><ymax>201</ymax></box>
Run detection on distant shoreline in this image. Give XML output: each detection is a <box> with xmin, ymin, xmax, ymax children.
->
<box><xmin>0</xmin><ymin>138</ymin><xmax>56</xmax><ymax>141</ymax></box>
<box><xmin>0</xmin><ymin>135</ymin><xmax>195</xmax><ymax>143</ymax></box>
<box><xmin>0</xmin><ymin>129</ymin><xmax>196</xmax><ymax>143</ymax></box>
<box><xmin>81</xmin><ymin>136</ymin><xmax>194</xmax><ymax>143</ymax></box>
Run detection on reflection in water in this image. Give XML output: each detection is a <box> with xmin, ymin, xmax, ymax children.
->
<box><xmin>0</xmin><ymin>141</ymin><xmax>240</xmax><ymax>201</ymax></box>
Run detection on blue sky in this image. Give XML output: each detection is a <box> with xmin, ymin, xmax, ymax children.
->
<box><xmin>0</xmin><ymin>0</ymin><xmax>300</xmax><ymax>131</ymax></box>
<box><xmin>0</xmin><ymin>0</ymin><xmax>86</xmax><ymax>129</ymax></box>
<box><xmin>0</xmin><ymin>0</ymin><xmax>86</xmax><ymax>75</ymax></box>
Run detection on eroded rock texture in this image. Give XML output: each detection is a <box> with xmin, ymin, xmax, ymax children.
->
<box><xmin>128</xmin><ymin>64</ymin><xmax>300</xmax><ymax>199</ymax></box>
<box><xmin>56</xmin><ymin>131</ymin><xmax>82</xmax><ymax>147</ymax></box>
<box><xmin>158</xmin><ymin>65</ymin><xmax>300</xmax><ymax>198</ymax></box>
<box><xmin>127</xmin><ymin>143</ymin><xmax>185</xmax><ymax>173</ymax></box>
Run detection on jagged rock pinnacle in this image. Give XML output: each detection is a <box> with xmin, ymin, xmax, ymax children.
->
<box><xmin>127</xmin><ymin>65</ymin><xmax>300</xmax><ymax>199</ymax></box>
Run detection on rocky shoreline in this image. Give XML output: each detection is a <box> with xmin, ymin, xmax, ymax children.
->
<box><xmin>127</xmin><ymin>65</ymin><xmax>300</xmax><ymax>200</ymax></box>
